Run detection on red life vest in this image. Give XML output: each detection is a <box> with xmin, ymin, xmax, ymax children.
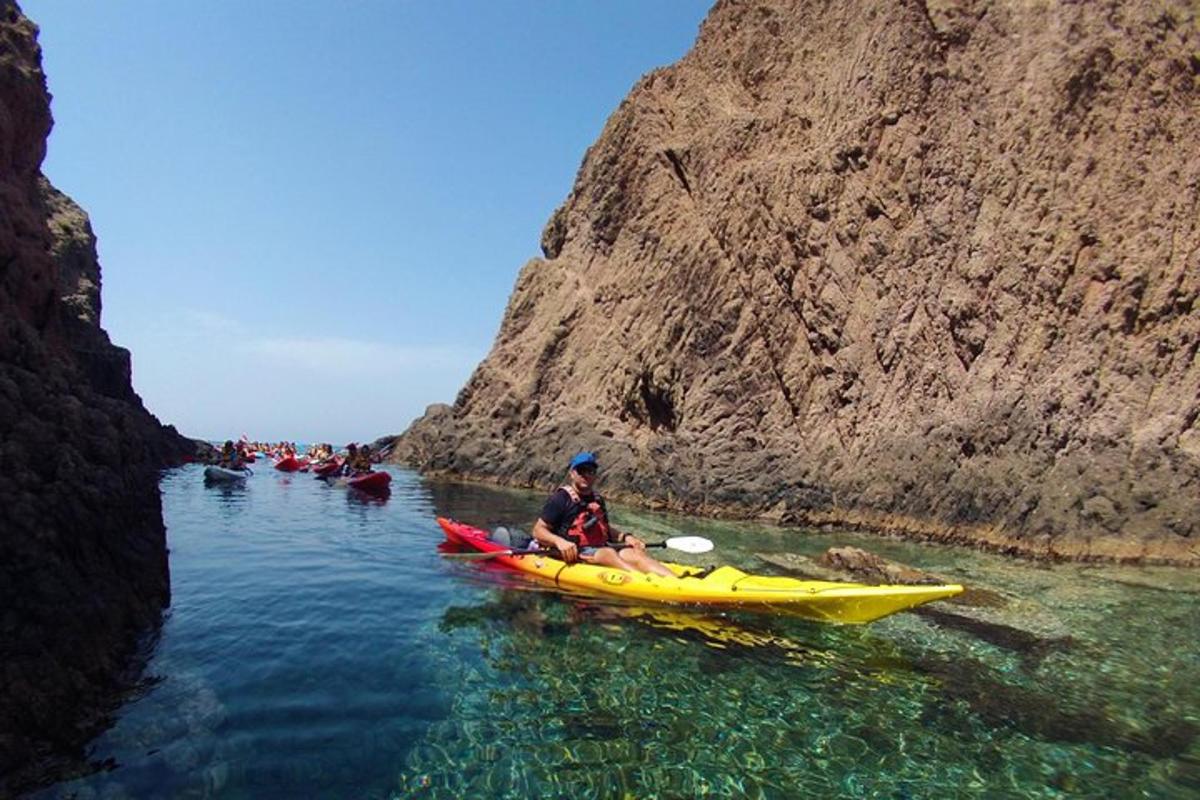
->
<box><xmin>560</xmin><ymin>485</ymin><xmax>611</xmax><ymax>547</ymax></box>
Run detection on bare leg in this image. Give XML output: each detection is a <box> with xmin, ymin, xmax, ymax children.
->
<box><xmin>581</xmin><ymin>547</ymin><xmax>676</xmax><ymax>577</ymax></box>
<box><xmin>580</xmin><ymin>548</ymin><xmax>630</xmax><ymax>570</ymax></box>
<box><xmin>618</xmin><ymin>548</ymin><xmax>675</xmax><ymax>577</ymax></box>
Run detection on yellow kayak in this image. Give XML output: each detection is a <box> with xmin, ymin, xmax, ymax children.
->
<box><xmin>437</xmin><ymin>518</ymin><xmax>963</xmax><ymax>624</ymax></box>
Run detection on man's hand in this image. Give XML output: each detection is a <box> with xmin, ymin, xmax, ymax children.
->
<box><xmin>554</xmin><ymin>536</ymin><xmax>579</xmax><ymax>563</ymax></box>
<box><xmin>622</xmin><ymin>534</ymin><xmax>647</xmax><ymax>551</ymax></box>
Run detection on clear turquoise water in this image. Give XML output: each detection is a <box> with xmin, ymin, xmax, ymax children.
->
<box><xmin>33</xmin><ymin>464</ymin><xmax>1200</xmax><ymax>799</ymax></box>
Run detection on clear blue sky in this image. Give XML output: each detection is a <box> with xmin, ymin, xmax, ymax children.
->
<box><xmin>23</xmin><ymin>0</ymin><xmax>711</xmax><ymax>444</ymax></box>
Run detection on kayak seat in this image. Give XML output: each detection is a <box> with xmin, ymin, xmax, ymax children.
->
<box><xmin>681</xmin><ymin>565</ymin><xmax>718</xmax><ymax>580</ymax></box>
<box><xmin>491</xmin><ymin>526</ymin><xmax>533</xmax><ymax>549</ymax></box>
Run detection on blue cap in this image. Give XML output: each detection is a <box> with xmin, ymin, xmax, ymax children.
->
<box><xmin>569</xmin><ymin>451</ymin><xmax>598</xmax><ymax>470</ymax></box>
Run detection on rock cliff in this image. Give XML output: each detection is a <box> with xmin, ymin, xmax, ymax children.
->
<box><xmin>393</xmin><ymin>0</ymin><xmax>1200</xmax><ymax>565</ymax></box>
<box><xmin>0</xmin><ymin>2</ymin><xmax>195</xmax><ymax>792</ymax></box>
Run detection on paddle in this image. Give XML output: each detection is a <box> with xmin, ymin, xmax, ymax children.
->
<box><xmin>442</xmin><ymin>535</ymin><xmax>714</xmax><ymax>560</ymax></box>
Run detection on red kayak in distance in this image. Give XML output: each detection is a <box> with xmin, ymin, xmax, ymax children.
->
<box><xmin>347</xmin><ymin>470</ymin><xmax>391</xmax><ymax>494</ymax></box>
<box><xmin>313</xmin><ymin>458</ymin><xmax>343</xmax><ymax>477</ymax></box>
<box><xmin>274</xmin><ymin>456</ymin><xmax>301</xmax><ymax>472</ymax></box>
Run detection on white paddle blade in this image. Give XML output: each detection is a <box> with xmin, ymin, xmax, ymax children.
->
<box><xmin>664</xmin><ymin>536</ymin><xmax>714</xmax><ymax>554</ymax></box>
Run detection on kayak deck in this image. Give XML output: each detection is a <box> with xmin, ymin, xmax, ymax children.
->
<box><xmin>204</xmin><ymin>465</ymin><xmax>247</xmax><ymax>482</ymax></box>
<box><xmin>348</xmin><ymin>471</ymin><xmax>391</xmax><ymax>493</ymax></box>
<box><xmin>437</xmin><ymin>518</ymin><xmax>963</xmax><ymax>624</ymax></box>
<box><xmin>274</xmin><ymin>456</ymin><xmax>301</xmax><ymax>472</ymax></box>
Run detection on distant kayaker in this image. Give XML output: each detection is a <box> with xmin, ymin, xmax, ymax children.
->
<box><xmin>342</xmin><ymin>443</ymin><xmax>371</xmax><ymax>474</ymax></box>
<box><xmin>531</xmin><ymin>452</ymin><xmax>674</xmax><ymax>576</ymax></box>
<box><xmin>356</xmin><ymin>445</ymin><xmax>374</xmax><ymax>472</ymax></box>
<box><xmin>218</xmin><ymin>440</ymin><xmax>245</xmax><ymax>469</ymax></box>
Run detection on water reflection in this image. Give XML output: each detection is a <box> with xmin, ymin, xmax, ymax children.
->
<box><xmin>439</xmin><ymin>589</ymin><xmax>832</xmax><ymax>671</ymax></box>
<box><xmin>17</xmin><ymin>617</ymin><xmax>167</xmax><ymax>797</ymax></box>
<box><xmin>346</xmin><ymin>486</ymin><xmax>390</xmax><ymax>506</ymax></box>
<box><xmin>204</xmin><ymin>479</ymin><xmax>248</xmax><ymax>504</ymax></box>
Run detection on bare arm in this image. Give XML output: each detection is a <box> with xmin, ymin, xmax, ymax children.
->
<box><xmin>533</xmin><ymin>518</ymin><xmax>579</xmax><ymax>563</ymax></box>
<box><xmin>606</xmin><ymin>525</ymin><xmax>646</xmax><ymax>550</ymax></box>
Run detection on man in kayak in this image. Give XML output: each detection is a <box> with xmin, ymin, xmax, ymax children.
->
<box><xmin>341</xmin><ymin>443</ymin><xmax>359</xmax><ymax>475</ymax></box>
<box><xmin>217</xmin><ymin>440</ymin><xmax>245</xmax><ymax>469</ymax></box>
<box><xmin>342</xmin><ymin>443</ymin><xmax>373</xmax><ymax>474</ymax></box>
<box><xmin>531</xmin><ymin>452</ymin><xmax>674</xmax><ymax>576</ymax></box>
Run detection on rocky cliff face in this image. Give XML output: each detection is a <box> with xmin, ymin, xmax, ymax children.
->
<box><xmin>394</xmin><ymin>0</ymin><xmax>1199</xmax><ymax>565</ymax></box>
<box><xmin>0</xmin><ymin>3</ymin><xmax>195</xmax><ymax>792</ymax></box>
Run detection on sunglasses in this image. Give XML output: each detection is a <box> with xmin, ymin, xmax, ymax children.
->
<box><xmin>575</xmin><ymin>465</ymin><xmax>598</xmax><ymax>476</ymax></box>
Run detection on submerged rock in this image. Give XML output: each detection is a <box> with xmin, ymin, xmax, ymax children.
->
<box><xmin>913</xmin><ymin>606</ymin><xmax>1075</xmax><ymax>669</ymax></box>
<box><xmin>392</xmin><ymin>0</ymin><xmax>1200</xmax><ymax>566</ymax></box>
<box><xmin>758</xmin><ymin>546</ymin><xmax>1075</xmax><ymax>666</ymax></box>
<box><xmin>915</xmin><ymin>654</ymin><xmax>1198</xmax><ymax>759</ymax></box>
<box><xmin>816</xmin><ymin>546</ymin><xmax>947</xmax><ymax>586</ymax></box>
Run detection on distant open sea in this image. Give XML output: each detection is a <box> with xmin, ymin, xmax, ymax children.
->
<box><xmin>32</xmin><ymin>463</ymin><xmax>1200</xmax><ymax>798</ymax></box>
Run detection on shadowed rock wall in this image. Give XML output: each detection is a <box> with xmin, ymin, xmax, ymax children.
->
<box><xmin>393</xmin><ymin>0</ymin><xmax>1199</xmax><ymax>565</ymax></box>
<box><xmin>1</xmin><ymin>3</ymin><xmax>195</xmax><ymax>792</ymax></box>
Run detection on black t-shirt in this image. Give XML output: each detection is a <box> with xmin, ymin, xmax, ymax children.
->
<box><xmin>539</xmin><ymin>488</ymin><xmax>609</xmax><ymax>540</ymax></box>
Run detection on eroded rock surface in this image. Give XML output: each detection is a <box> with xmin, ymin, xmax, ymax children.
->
<box><xmin>394</xmin><ymin>0</ymin><xmax>1200</xmax><ymax>565</ymax></box>
<box><xmin>1</xmin><ymin>3</ymin><xmax>195</xmax><ymax>792</ymax></box>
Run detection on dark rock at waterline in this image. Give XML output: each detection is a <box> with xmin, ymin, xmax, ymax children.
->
<box><xmin>0</xmin><ymin>3</ymin><xmax>197</xmax><ymax>793</ymax></box>
<box><xmin>195</xmin><ymin>439</ymin><xmax>221</xmax><ymax>463</ymax></box>
<box><xmin>391</xmin><ymin>0</ymin><xmax>1200</xmax><ymax>565</ymax></box>
<box><xmin>367</xmin><ymin>434</ymin><xmax>398</xmax><ymax>459</ymax></box>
